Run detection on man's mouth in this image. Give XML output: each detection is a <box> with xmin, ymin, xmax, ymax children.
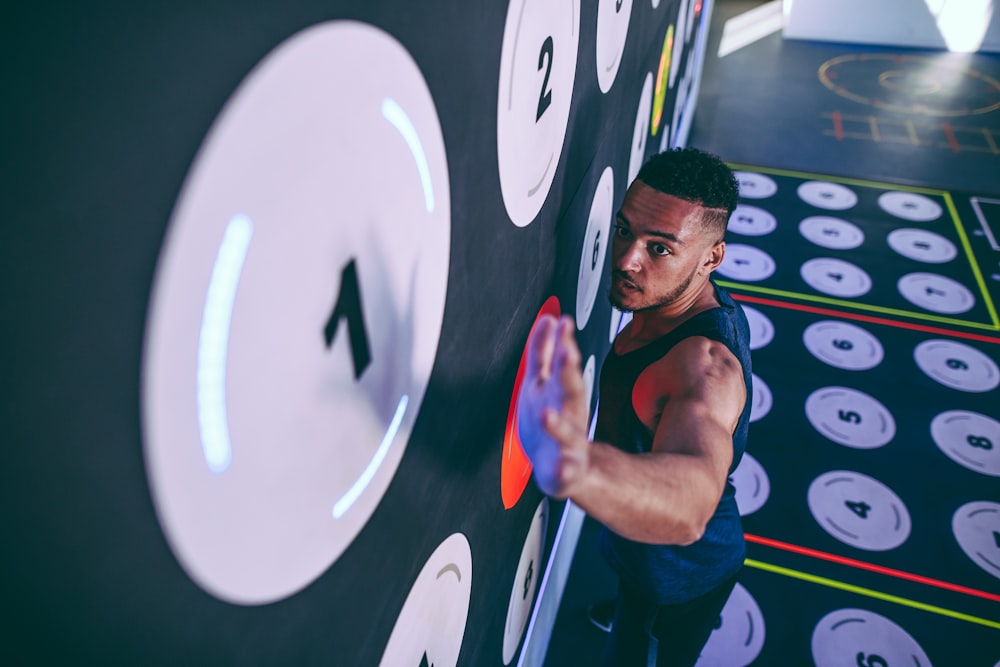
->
<box><xmin>612</xmin><ymin>272</ymin><xmax>639</xmax><ymax>292</ymax></box>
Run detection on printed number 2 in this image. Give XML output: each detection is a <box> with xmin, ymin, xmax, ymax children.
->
<box><xmin>536</xmin><ymin>36</ymin><xmax>554</xmax><ymax>122</ymax></box>
<box><xmin>324</xmin><ymin>258</ymin><xmax>372</xmax><ymax>380</ymax></box>
<box><xmin>856</xmin><ymin>652</ymin><xmax>888</xmax><ymax>667</ymax></box>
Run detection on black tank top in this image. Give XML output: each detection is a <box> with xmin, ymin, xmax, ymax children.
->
<box><xmin>596</xmin><ymin>281</ymin><xmax>752</xmax><ymax>605</ymax></box>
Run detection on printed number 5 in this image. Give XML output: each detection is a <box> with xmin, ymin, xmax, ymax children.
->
<box><xmin>536</xmin><ymin>36</ymin><xmax>554</xmax><ymax>122</ymax></box>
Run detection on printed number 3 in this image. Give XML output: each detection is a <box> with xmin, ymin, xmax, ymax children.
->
<box><xmin>536</xmin><ymin>36</ymin><xmax>554</xmax><ymax>122</ymax></box>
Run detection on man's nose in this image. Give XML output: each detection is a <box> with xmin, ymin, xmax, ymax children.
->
<box><xmin>617</xmin><ymin>243</ymin><xmax>642</xmax><ymax>273</ymax></box>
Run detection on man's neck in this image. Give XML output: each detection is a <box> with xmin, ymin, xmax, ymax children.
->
<box><xmin>618</xmin><ymin>279</ymin><xmax>719</xmax><ymax>351</ymax></box>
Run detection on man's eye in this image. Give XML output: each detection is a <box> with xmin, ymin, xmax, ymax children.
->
<box><xmin>651</xmin><ymin>244</ymin><xmax>670</xmax><ymax>256</ymax></box>
<box><xmin>614</xmin><ymin>224</ymin><xmax>630</xmax><ymax>238</ymax></box>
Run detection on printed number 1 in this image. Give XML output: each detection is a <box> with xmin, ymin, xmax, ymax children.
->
<box><xmin>324</xmin><ymin>259</ymin><xmax>372</xmax><ymax>380</ymax></box>
<box><xmin>536</xmin><ymin>36</ymin><xmax>554</xmax><ymax>122</ymax></box>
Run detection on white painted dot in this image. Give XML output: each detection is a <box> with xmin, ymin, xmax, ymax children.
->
<box><xmin>734</xmin><ymin>171</ymin><xmax>777</xmax><ymax>199</ymax></box>
<box><xmin>798</xmin><ymin>181</ymin><xmax>858</xmax><ymax>210</ymax></box>
<box><xmin>727</xmin><ymin>204</ymin><xmax>777</xmax><ymax>236</ymax></box>
<box><xmin>898</xmin><ymin>272</ymin><xmax>976</xmax><ymax>314</ymax></box>
<box><xmin>887</xmin><ymin>228</ymin><xmax>957</xmax><ymax>264</ymax></box>
<box><xmin>583</xmin><ymin>354</ymin><xmax>597</xmax><ymax>419</ymax></box>
<box><xmin>627</xmin><ymin>73</ymin><xmax>654</xmax><ymax>185</ymax></box>
<box><xmin>801</xmin><ymin>258</ymin><xmax>872</xmax><ymax>298</ymax></box>
<box><xmin>878</xmin><ymin>191</ymin><xmax>942</xmax><ymax>222</ymax></box>
<box><xmin>695</xmin><ymin>583</ymin><xmax>766</xmax><ymax>667</ymax></box>
<box><xmin>717</xmin><ymin>244</ymin><xmax>776</xmax><ymax>282</ymax></box>
<box><xmin>142</xmin><ymin>22</ymin><xmax>451</xmax><ymax>605</ymax></box>
<box><xmin>811</xmin><ymin>608</ymin><xmax>930</xmax><ymax>667</ymax></box>
<box><xmin>798</xmin><ymin>216</ymin><xmax>865</xmax><ymax>250</ymax></box>
<box><xmin>596</xmin><ymin>0</ymin><xmax>633</xmax><ymax>93</ymax></box>
<box><xmin>741</xmin><ymin>305</ymin><xmax>774</xmax><ymax>350</ymax></box>
<box><xmin>731</xmin><ymin>453</ymin><xmax>770</xmax><ymax>516</ymax></box>
<box><xmin>803</xmin><ymin>320</ymin><xmax>884</xmax><ymax>371</ymax></box>
<box><xmin>379</xmin><ymin>533</ymin><xmax>473</xmax><ymax>667</ymax></box>
<box><xmin>952</xmin><ymin>501</ymin><xmax>1000</xmax><ymax>581</ymax></box>
<box><xmin>503</xmin><ymin>498</ymin><xmax>548</xmax><ymax>664</ymax></box>
<box><xmin>808</xmin><ymin>471</ymin><xmax>911</xmax><ymax>551</ymax></box>
<box><xmin>805</xmin><ymin>387</ymin><xmax>895</xmax><ymax>449</ymax></box>
<box><xmin>931</xmin><ymin>410</ymin><xmax>1000</xmax><ymax>477</ymax></box>
<box><xmin>914</xmin><ymin>339</ymin><xmax>999</xmax><ymax>393</ymax></box>
<box><xmin>577</xmin><ymin>167</ymin><xmax>614</xmax><ymax>329</ymax></box>
<box><xmin>497</xmin><ymin>0</ymin><xmax>580</xmax><ymax>227</ymax></box>
<box><xmin>750</xmin><ymin>373</ymin><xmax>772</xmax><ymax>423</ymax></box>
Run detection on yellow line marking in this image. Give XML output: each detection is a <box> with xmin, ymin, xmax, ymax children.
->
<box><xmin>744</xmin><ymin>559</ymin><xmax>1000</xmax><ymax>630</ymax></box>
<box><xmin>944</xmin><ymin>192</ymin><xmax>1000</xmax><ymax>329</ymax></box>
<box><xmin>906</xmin><ymin>120</ymin><xmax>919</xmax><ymax>145</ymax></box>
<box><xmin>714</xmin><ymin>281</ymin><xmax>1000</xmax><ymax>331</ymax></box>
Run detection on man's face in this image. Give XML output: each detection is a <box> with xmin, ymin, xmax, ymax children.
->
<box><xmin>608</xmin><ymin>180</ymin><xmax>723</xmax><ymax>313</ymax></box>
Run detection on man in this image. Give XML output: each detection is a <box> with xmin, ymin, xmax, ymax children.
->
<box><xmin>517</xmin><ymin>148</ymin><xmax>751</xmax><ymax>666</ymax></box>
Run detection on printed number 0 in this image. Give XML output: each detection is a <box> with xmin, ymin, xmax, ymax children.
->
<box><xmin>536</xmin><ymin>36</ymin><xmax>554</xmax><ymax>122</ymax></box>
<box><xmin>856</xmin><ymin>652</ymin><xmax>888</xmax><ymax>667</ymax></box>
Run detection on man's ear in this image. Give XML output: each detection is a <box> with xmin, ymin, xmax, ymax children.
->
<box><xmin>700</xmin><ymin>241</ymin><xmax>725</xmax><ymax>275</ymax></box>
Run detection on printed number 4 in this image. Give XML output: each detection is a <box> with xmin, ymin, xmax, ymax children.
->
<box><xmin>536</xmin><ymin>36</ymin><xmax>554</xmax><ymax>122</ymax></box>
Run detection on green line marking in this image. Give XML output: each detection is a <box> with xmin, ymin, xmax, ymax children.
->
<box><xmin>723</xmin><ymin>164</ymin><xmax>1000</xmax><ymax>331</ymax></box>
<box><xmin>745</xmin><ymin>558</ymin><xmax>1000</xmax><ymax>630</ymax></box>
<box><xmin>715</xmin><ymin>280</ymin><xmax>1000</xmax><ymax>331</ymax></box>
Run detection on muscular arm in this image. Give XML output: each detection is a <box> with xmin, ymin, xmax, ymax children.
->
<box><xmin>517</xmin><ymin>315</ymin><xmax>746</xmax><ymax>546</ymax></box>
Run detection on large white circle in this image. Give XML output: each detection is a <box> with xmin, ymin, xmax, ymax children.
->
<box><xmin>503</xmin><ymin>498</ymin><xmax>549</xmax><ymax>664</ymax></box>
<box><xmin>727</xmin><ymin>204</ymin><xmax>777</xmax><ymax>236</ymax></box>
<box><xmin>627</xmin><ymin>73</ymin><xmax>654</xmax><ymax>185</ymax></box>
<box><xmin>805</xmin><ymin>387</ymin><xmax>896</xmax><ymax>449</ymax></box>
<box><xmin>931</xmin><ymin>410</ymin><xmax>1000</xmax><ymax>477</ymax></box>
<box><xmin>731</xmin><ymin>453</ymin><xmax>771</xmax><ymax>516</ymax></box>
<box><xmin>742</xmin><ymin>305</ymin><xmax>774</xmax><ymax>350</ymax></box>
<box><xmin>914</xmin><ymin>339</ymin><xmax>999</xmax><ymax>393</ymax></box>
<box><xmin>878</xmin><ymin>191</ymin><xmax>942</xmax><ymax>221</ymax></box>
<box><xmin>497</xmin><ymin>0</ymin><xmax>581</xmax><ymax>227</ymax></box>
<box><xmin>798</xmin><ymin>216</ymin><xmax>865</xmax><ymax>250</ymax></box>
<box><xmin>734</xmin><ymin>171</ymin><xmax>777</xmax><ymax>199</ymax></box>
<box><xmin>577</xmin><ymin>167</ymin><xmax>614</xmax><ymax>329</ymax></box>
<box><xmin>610</xmin><ymin>306</ymin><xmax>626</xmax><ymax>342</ymax></box>
<box><xmin>952</xmin><ymin>501</ymin><xmax>1000</xmax><ymax>581</ymax></box>
<box><xmin>811</xmin><ymin>608</ymin><xmax>930</xmax><ymax>667</ymax></box>
<box><xmin>379</xmin><ymin>533</ymin><xmax>473</xmax><ymax>667</ymax></box>
<box><xmin>888</xmin><ymin>228</ymin><xmax>957</xmax><ymax>264</ymax></box>
<box><xmin>801</xmin><ymin>258</ymin><xmax>872</xmax><ymax>298</ymax></box>
<box><xmin>798</xmin><ymin>181</ymin><xmax>858</xmax><ymax>210</ymax></box>
<box><xmin>803</xmin><ymin>320</ymin><xmax>884</xmax><ymax>371</ymax></box>
<box><xmin>141</xmin><ymin>22</ymin><xmax>451</xmax><ymax>605</ymax></box>
<box><xmin>583</xmin><ymin>354</ymin><xmax>597</xmax><ymax>418</ymax></box>
<box><xmin>695</xmin><ymin>583</ymin><xmax>766</xmax><ymax>667</ymax></box>
<box><xmin>808</xmin><ymin>471</ymin><xmax>912</xmax><ymax>551</ymax></box>
<box><xmin>596</xmin><ymin>0</ymin><xmax>633</xmax><ymax>93</ymax></box>
<box><xmin>717</xmin><ymin>244</ymin><xmax>776</xmax><ymax>282</ymax></box>
<box><xmin>750</xmin><ymin>373</ymin><xmax>772</xmax><ymax>423</ymax></box>
<box><xmin>898</xmin><ymin>272</ymin><xmax>976</xmax><ymax>314</ymax></box>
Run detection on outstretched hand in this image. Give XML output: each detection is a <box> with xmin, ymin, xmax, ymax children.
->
<box><xmin>516</xmin><ymin>314</ymin><xmax>591</xmax><ymax>498</ymax></box>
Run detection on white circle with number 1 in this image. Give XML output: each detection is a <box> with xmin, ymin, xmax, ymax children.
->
<box><xmin>577</xmin><ymin>167</ymin><xmax>613</xmax><ymax>329</ymax></box>
<box><xmin>808</xmin><ymin>471</ymin><xmax>911</xmax><ymax>551</ymax></box>
<box><xmin>898</xmin><ymin>272</ymin><xmax>975</xmax><ymax>314</ymax></box>
<box><xmin>379</xmin><ymin>533</ymin><xmax>473</xmax><ymax>667</ymax></box>
<box><xmin>503</xmin><ymin>498</ymin><xmax>549</xmax><ymax>665</ymax></box>
<box><xmin>498</xmin><ymin>0</ymin><xmax>580</xmax><ymax>227</ymax></box>
<box><xmin>931</xmin><ymin>410</ymin><xmax>1000</xmax><ymax>476</ymax></box>
<box><xmin>596</xmin><ymin>0</ymin><xmax>633</xmax><ymax>93</ymax></box>
<box><xmin>141</xmin><ymin>22</ymin><xmax>451</xmax><ymax>605</ymax></box>
<box><xmin>805</xmin><ymin>387</ymin><xmax>895</xmax><ymax>449</ymax></box>
<box><xmin>812</xmin><ymin>609</ymin><xmax>930</xmax><ymax>667</ymax></box>
<box><xmin>627</xmin><ymin>73</ymin><xmax>653</xmax><ymax>185</ymax></box>
<box><xmin>952</xmin><ymin>501</ymin><xmax>1000</xmax><ymax>581</ymax></box>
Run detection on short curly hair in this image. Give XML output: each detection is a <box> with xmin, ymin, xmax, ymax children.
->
<box><xmin>635</xmin><ymin>148</ymin><xmax>738</xmax><ymax>242</ymax></box>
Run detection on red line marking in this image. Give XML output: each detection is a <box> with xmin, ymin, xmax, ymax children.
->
<box><xmin>942</xmin><ymin>121</ymin><xmax>961</xmax><ymax>153</ymax></box>
<box><xmin>731</xmin><ymin>293</ymin><xmax>1000</xmax><ymax>344</ymax></box>
<box><xmin>745</xmin><ymin>533</ymin><xmax>1000</xmax><ymax>603</ymax></box>
<box><xmin>832</xmin><ymin>110</ymin><xmax>844</xmax><ymax>140</ymax></box>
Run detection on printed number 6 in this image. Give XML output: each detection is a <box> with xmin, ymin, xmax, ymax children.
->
<box><xmin>856</xmin><ymin>652</ymin><xmax>888</xmax><ymax>667</ymax></box>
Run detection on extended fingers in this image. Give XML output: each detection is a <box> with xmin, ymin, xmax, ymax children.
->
<box><xmin>526</xmin><ymin>314</ymin><xmax>559</xmax><ymax>382</ymax></box>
